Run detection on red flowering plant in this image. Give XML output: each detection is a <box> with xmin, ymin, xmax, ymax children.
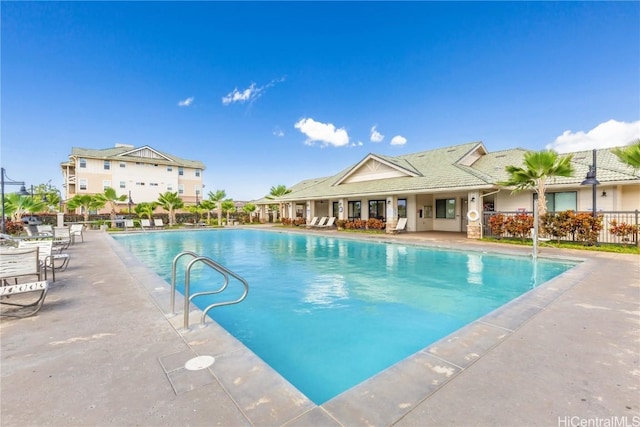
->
<box><xmin>609</xmin><ymin>219</ymin><xmax>639</xmax><ymax>243</ymax></box>
<box><xmin>504</xmin><ymin>212</ymin><xmax>534</xmax><ymax>241</ymax></box>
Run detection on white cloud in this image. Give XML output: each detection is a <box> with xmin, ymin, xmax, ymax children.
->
<box><xmin>350</xmin><ymin>141</ymin><xmax>364</xmax><ymax>147</ymax></box>
<box><xmin>546</xmin><ymin>119</ymin><xmax>640</xmax><ymax>153</ymax></box>
<box><xmin>294</xmin><ymin>117</ymin><xmax>349</xmax><ymax>147</ymax></box>
<box><xmin>221</xmin><ymin>76</ymin><xmax>286</xmax><ymax>106</ymax></box>
<box><xmin>370</xmin><ymin>126</ymin><xmax>384</xmax><ymax>143</ymax></box>
<box><xmin>178</xmin><ymin>97</ymin><xmax>194</xmax><ymax>107</ymax></box>
<box><xmin>222</xmin><ymin>83</ymin><xmax>257</xmax><ymax>105</ymax></box>
<box><xmin>273</xmin><ymin>127</ymin><xmax>284</xmax><ymax>137</ymax></box>
<box><xmin>390</xmin><ymin>135</ymin><xmax>407</xmax><ymax>146</ymax></box>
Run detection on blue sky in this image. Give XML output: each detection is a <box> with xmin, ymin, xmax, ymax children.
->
<box><xmin>2</xmin><ymin>1</ymin><xmax>639</xmax><ymax>201</ymax></box>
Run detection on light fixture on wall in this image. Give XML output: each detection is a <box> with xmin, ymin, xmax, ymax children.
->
<box><xmin>470</xmin><ymin>196</ymin><xmax>475</xmax><ymax>202</ymax></box>
<box><xmin>601</xmin><ymin>191</ymin><xmax>607</xmax><ymax>197</ymax></box>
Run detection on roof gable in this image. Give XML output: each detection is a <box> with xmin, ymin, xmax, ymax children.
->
<box><xmin>118</xmin><ymin>145</ymin><xmax>174</xmax><ymax>162</ymax></box>
<box><xmin>335</xmin><ymin>154</ymin><xmax>421</xmax><ymax>185</ymax></box>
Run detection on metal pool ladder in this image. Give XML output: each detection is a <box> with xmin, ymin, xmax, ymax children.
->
<box><xmin>170</xmin><ymin>251</ymin><xmax>249</xmax><ymax>330</ymax></box>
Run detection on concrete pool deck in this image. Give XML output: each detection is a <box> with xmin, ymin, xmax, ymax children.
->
<box><xmin>1</xmin><ymin>227</ymin><xmax>638</xmax><ymax>426</ymax></box>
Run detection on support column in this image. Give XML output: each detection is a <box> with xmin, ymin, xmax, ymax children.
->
<box><xmin>466</xmin><ymin>190</ymin><xmax>481</xmax><ymax>239</ymax></box>
<box><xmin>385</xmin><ymin>196</ymin><xmax>398</xmax><ymax>234</ymax></box>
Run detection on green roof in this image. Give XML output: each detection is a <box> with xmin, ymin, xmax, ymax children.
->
<box><xmin>270</xmin><ymin>142</ymin><xmax>639</xmax><ymax>202</ymax></box>
<box><xmin>69</xmin><ymin>145</ymin><xmax>205</xmax><ymax>169</ymax></box>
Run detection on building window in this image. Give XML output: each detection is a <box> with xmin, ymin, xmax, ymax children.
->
<box><xmin>195</xmin><ymin>186</ymin><xmax>201</xmax><ymax>196</ymax></box>
<box><xmin>436</xmin><ymin>198</ymin><xmax>456</xmax><ymax>219</ymax></box>
<box><xmin>104</xmin><ymin>160</ymin><xmax>110</xmax><ymax>170</ymax></box>
<box><xmin>167</xmin><ymin>166</ymin><xmax>173</xmax><ymax>172</ymax></box>
<box><xmin>120</xmin><ymin>162</ymin><xmax>126</xmax><ymax>168</ymax></box>
<box><xmin>136</xmin><ymin>182</ymin><xmax>145</xmax><ymax>186</ymax></box>
<box><xmin>167</xmin><ymin>184</ymin><xmax>173</xmax><ymax>191</ymax></box>
<box><xmin>333</xmin><ymin>201</ymin><xmax>339</xmax><ymax>217</ymax></box>
<box><xmin>79</xmin><ymin>179</ymin><xmax>87</xmax><ymax>190</ymax></box>
<box><xmin>119</xmin><ymin>181</ymin><xmax>126</xmax><ymax>189</ymax></box>
<box><xmin>348</xmin><ymin>201</ymin><xmax>361</xmax><ymax>220</ymax></box>
<box><xmin>150</xmin><ymin>183</ymin><xmax>158</xmax><ymax>187</ymax></box>
<box><xmin>178</xmin><ymin>184</ymin><xmax>184</xmax><ymax>195</ymax></box>
<box><xmin>545</xmin><ymin>191</ymin><xmax>577</xmax><ymax>212</ymax></box>
<box><xmin>195</xmin><ymin>169</ymin><xmax>201</xmax><ymax>177</ymax></box>
<box><xmin>79</xmin><ymin>158</ymin><xmax>87</xmax><ymax>168</ymax></box>
<box><xmin>178</xmin><ymin>167</ymin><xmax>184</xmax><ymax>176</ymax></box>
<box><xmin>398</xmin><ymin>199</ymin><xmax>407</xmax><ymax>218</ymax></box>
<box><xmin>369</xmin><ymin>200</ymin><xmax>386</xmax><ymax>221</ymax></box>
<box><xmin>103</xmin><ymin>180</ymin><xmax>111</xmax><ymax>190</ymax></box>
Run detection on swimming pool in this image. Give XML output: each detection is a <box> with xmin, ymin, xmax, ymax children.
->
<box><xmin>113</xmin><ymin>229</ymin><xmax>576</xmax><ymax>404</ymax></box>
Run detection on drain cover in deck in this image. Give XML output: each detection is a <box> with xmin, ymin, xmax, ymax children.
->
<box><xmin>184</xmin><ymin>355</ymin><xmax>215</xmax><ymax>371</ymax></box>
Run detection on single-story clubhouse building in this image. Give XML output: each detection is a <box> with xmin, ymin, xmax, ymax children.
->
<box><xmin>255</xmin><ymin>141</ymin><xmax>640</xmax><ymax>238</ymax></box>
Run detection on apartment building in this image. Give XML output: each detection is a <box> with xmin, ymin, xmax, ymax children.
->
<box><xmin>61</xmin><ymin>144</ymin><xmax>205</xmax><ymax>213</ymax></box>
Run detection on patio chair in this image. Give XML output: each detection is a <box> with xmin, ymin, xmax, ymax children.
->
<box><xmin>305</xmin><ymin>217</ymin><xmax>319</xmax><ymax>228</ymax></box>
<box><xmin>70</xmin><ymin>224</ymin><xmax>85</xmax><ymax>243</ymax></box>
<box><xmin>0</xmin><ymin>247</ymin><xmax>49</xmax><ymax>317</ymax></box>
<box><xmin>140</xmin><ymin>219</ymin><xmax>152</xmax><ymax>230</ymax></box>
<box><xmin>36</xmin><ymin>225</ymin><xmax>53</xmax><ymax>236</ymax></box>
<box><xmin>392</xmin><ymin>217</ymin><xmax>408</xmax><ymax>233</ymax></box>
<box><xmin>316</xmin><ymin>217</ymin><xmax>336</xmax><ymax>228</ymax></box>
<box><xmin>53</xmin><ymin>226</ymin><xmax>72</xmax><ymax>251</ymax></box>
<box><xmin>17</xmin><ymin>239</ymin><xmax>68</xmax><ymax>281</ymax></box>
<box><xmin>124</xmin><ymin>219</ymin><xmax>135</xmax><ymax>230</ymax></box>
<box><xmin>313</xmin><ymin>217</ymin><xmax>328</xmax><ymax>228</ymax></box>
<box><xmin>153</xmin><ymin>218</ymin><xmax>165</xmax><ymax>228</ymax></box>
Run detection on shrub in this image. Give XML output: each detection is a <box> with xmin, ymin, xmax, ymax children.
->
<box><xmin>541</xmin><ymin>211</ymin><xmax>573</xmax><ymax>240</ymax></box>
<box><xmin>366</xmin><ymin>218</ymin><xmax>385</xmax><ymax>230</ymax></box>
<box><xmin>294</xmin><ymin>217</ymin><xmax>306</xmax><ymax>226</ymax></box>
<box><xmin>336</xmin><ymin>219</ymin><xmax>346</xmax><ymax>229</ymax></box>
<box><xmin>4</xmin><ymin>221</ymin><xmax>23</xmax><ymax>236</ymax></box>
<box><xmin>488</xmin><ymin>213</ymin><xmax>507</xmax><ymax>238</ymax></box>
<box><xmin>571</xmin><ymin>212</ymin><xmax>603</xmax><ymax>245</ymax></box>
<box><xmin>504</xmin><ymin>212</ymin><xmax>534</xmax><ymax>241</ymax></box>
<box><xmin>281</xmin><ymin>218</ymin><xmax>292</xmax><ymax>226</ymax></box>
<box><xmin>609</xmin><ymin>219</ymin><xmax>640</xmax><ymax>242</ymax></box>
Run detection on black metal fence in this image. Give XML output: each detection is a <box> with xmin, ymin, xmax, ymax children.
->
<box><xmin>482</xmin><ymin>210</ymin><xmax>640</xmax><ymax>245</ymax></box>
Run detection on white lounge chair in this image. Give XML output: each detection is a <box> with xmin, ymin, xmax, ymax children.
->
<box><xmin>305</xmin><ymin>217</ymin><xmax>319</xmax><ymax>228</ymax></box>
<box><xmin>17</xmin><ymin>239</ymin><xmax>68</xmax><ymax>281</ymax></box>
<box><xmin>154</xmin><ymin>218</ymin><xmax>165</xmax><ymax>228</ymax></box>
<box><xmin>316</xmin><ymin>217</ymin><xmax>336</xmax><ymax>228</ymax></box>
<box><xmin>392</xmin><ymin>217</ymin><xmax>408</xmax><ymax>233</ymax></box>
<box><xmin>36</xmin><ymin>225</ymin><xmax>53</xmax><ymax>236</ymax></box>
<box><xmin>313</xmin><ymin>217</ymin><xmax>328</xmax><ymax>228</ymax></box>
<box><xmin>0</xmin><ymin>247</ymin><xmax>49</xmax><ymax>317</ymax></box>
<box><xmin>70</xmin><ymin>224</ymin><xmax>85</xmax><ymax>243</ymax></box>
<box><xmin>124</xmin><ymin>219</ymin><xmax>135</xmax><ymax>230</ymax></box>
<box><xmin>53</xmin><ymin>226</ymin><xmax>72</xmax><ymax>251</ymax></box>
<box><xmin>140</xmin><ymin>219</ymin><xmax>152</xmax><ymax>230</ymax></box>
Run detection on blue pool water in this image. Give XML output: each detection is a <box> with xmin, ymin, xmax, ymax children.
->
<box><xmin>113</xmin><ymin>229</ymin><xmax>576</xmax><ymax>404</ymax></box>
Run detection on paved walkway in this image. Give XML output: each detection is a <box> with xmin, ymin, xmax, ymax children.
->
<box><xmin>1</xmin><ymin>228</ymin><xmax>638</xmax><ymax>426</ymax></box>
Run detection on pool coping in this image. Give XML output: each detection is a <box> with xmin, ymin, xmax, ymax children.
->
<box><xmin>106</xmin><ymin>227</ymin><xmax>597</xmax><ymax>426</ymax></box>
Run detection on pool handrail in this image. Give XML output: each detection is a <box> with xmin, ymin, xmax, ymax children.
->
<box><xmin>170</xmin><ymin>251</ymin><xmax>200</xmax><ymax>315</ymax></box>
<box><xmin>171</xmin><ymin>251</ymin><xmax>249</xmax><ymax>330</ymax></box>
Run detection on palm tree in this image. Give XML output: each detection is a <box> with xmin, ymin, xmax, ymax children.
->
<box><xmin>207</xmin><ymin>189</ymin><xmax>226</xmax><ymax>227</ymax></box>
<box><xmin>3</xmin><ymin>193</ymin><xmax>47</xmax><ymax>221</ymax></box>
<box><xmin>67</xmin><ymin>194</ymin><xmax>105</xmax><ymax>223</ymax></box>
<box><xmin>242</xmin><ymin>202</ymin><xmax>257</xmax><ymax>223</ymax></box>
<box><xmin>95</xmin><ymin>187</ymin><xmax>127</xmax><ymax>228</ymax></box>
<box><xmin>221</xmin><ymin>199</ymin><xmax>236</xmax><ymax>225</ymax></box>
<box><xmin>134</xmin><ymin>202</ymin><xmax>157</xmax><ymax>219</ymax></box>
<box><xmin>266</xmin><ymin>184</ymin><xmax>291</xmax><ymax>221</ymax></box>
<box><xmin>157</xmin><ymin>191</ymin><xmax>184</xmax><ymax>226</ymax></box>
<box><xmin>500</xmin><ymin>150</ymin><xmax>574</xmax><ymax>220</ymax></box>
<box><xmin>612</xmin><ymin>139</ymin><xmax>640</xmax><ymax>170</ymax></box>
<box><xmin>199</xmin><ymin>199</ymin><xmax>216</xmax><ymax>224</ymax></box>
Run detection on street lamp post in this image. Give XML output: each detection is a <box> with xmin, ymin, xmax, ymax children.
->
<box><xmin>1</xmin><ymin>167</ymin><xmax>30</xmax><ymax>233</ymax></box>
<box><xmin>581</xmin><ymin>149</ymin><xmax>600</xmax><ymax>218</ymax></box>
<box><xmin>128</xmin><ymin>190</ymin><xmax>133</xmax><ymax>214</ymax></box>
